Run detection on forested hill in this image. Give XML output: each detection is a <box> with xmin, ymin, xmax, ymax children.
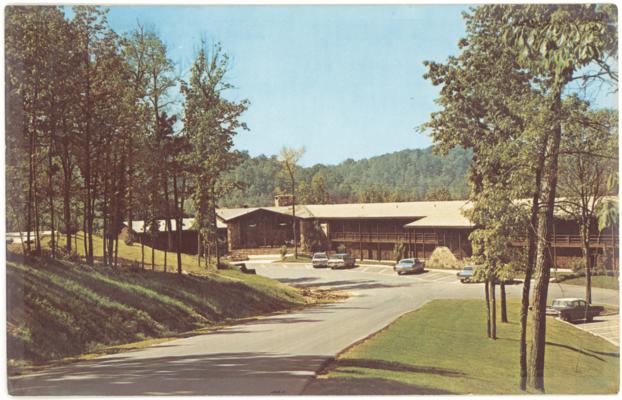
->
<box><xmin>219</xmin><ymin>147</ymin><xmax>472</xmax><ymax>207</ymax></box>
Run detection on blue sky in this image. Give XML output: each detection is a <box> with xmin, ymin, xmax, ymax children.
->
<box><xmin>104</xmin><ymin>5</ymin><xmax>616</xmax><ymax>167</ymax></box>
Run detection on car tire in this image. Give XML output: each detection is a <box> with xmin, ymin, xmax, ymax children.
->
<box><xmin>561</xmin><ymin>313</ymin><xmax>571</xmax><ymax>322</ymax></box>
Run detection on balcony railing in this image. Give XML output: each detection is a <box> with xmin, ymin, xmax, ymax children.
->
<box><xmin>512</xmin><ymin>234</ymin><xmax>617</xmax><ymax>248</ymax></box>
<box><xmin>330</xmin><ymin>231</ymin><xmax>617</xmax><ymax>248</ymax></box>
<box><xmin>330</xmin><ymin>231</ymin><xmax>439</xmax><ymax>244</ymax></box>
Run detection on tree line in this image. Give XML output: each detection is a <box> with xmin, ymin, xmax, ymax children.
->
<box><xmin>219</xmin><ymin>146</ymin><xmax>472</xmax><ymax>207</ymax></box>
<box><xmin>6</xmin><ymin>6</ymin><xmax>248</xmax><ymax>271</ymax></box>
<box><xmin>422</xmin><ymin>4</ymin><xmax>617</xmax><ymax>392</ymax></box>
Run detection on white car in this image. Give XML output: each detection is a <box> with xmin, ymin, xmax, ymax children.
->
<box><xmin>311</xmin><ymin>252</ymin><xmax>329</xmax><ymax>268</ymax></box>
<box><xmin>328</xmin><ymin>253</ymin><xmax>356</xmax><ymax>269</ymax></box>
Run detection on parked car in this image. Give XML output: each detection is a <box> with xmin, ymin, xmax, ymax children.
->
<box><xmin>229</xmin><ymin>262</ymin><xmax>256</xmax><ymax>274</ymax></box>
<box><xmin>546</xmin><ymin>298</ymin><xmax>603</xmax><ymax>322</ymax></box>
<box><xmin>328</xmin><ymin>253</ymin><xmax>356</xmax><ymax>269</ymax></box>
<box><xmin>312</xmin><ymin>252</ymin><xmax>329</xmax><ymax>268</ymax></box>
<box><xmin>394</xmin><ymin>258</ymin><xmax>425</xmax><ymax>275</ymax></box>
<box><xmin>457</xmin><ymin>265</ymin><xmax>475</xmax><ymax>282</ymax></box>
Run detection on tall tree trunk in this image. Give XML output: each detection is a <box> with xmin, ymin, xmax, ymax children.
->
<box><xmin>34</xmin><ymin>162</ymin><xmax>41</xmax><ymax>254</ymax></box>
<box><xmin>173</xmin><ymin>174</ymin><xmax>183</xmax><ymax>274</ymax></box>
<box><xmin>164</xmin><ymin>176</ymin><xmax>173</xmax><ymax>265</ymax></box>
<box><xmin>211</xmin><ymin>187</ymin><xmax>221</xmax><ymax>268</ymax></box>
<box><xmin>151</xmin><ymin>232</ymin><xmax>155</xmax><ymax>270</ymax></box>
<box><xmin>485</xmin><ymin>279</ymin><xmax>491</xmax><ymax>338</ymax></box>
<box><xmin>500</xmin><ymin>281</ymin><xmax>508</xmax><ymax>323</ymax></box>
<box><xmin>26</xmin><ymin>70</ymin><xmax>40</xmax><ymax>255</ymax></box>
<box><xmin>47</xmin><ymin>133</ymin><xmax>56</xmax><ymax>259</ymax></box>
<box><xmin>582</xmin><ymin>224</ymin><xmax>592</xmax><ymax>304</ymax></box>
<box><xmin>82</xmin><ymin>207</ymin><xmax>88</xmax><ymax>259</ymax></box>
<box><xmin>291</xmin><ymin>177</ymin><xmax>298</xmax><ymax>259</ymax></box>
<box><xmin>127</xmin><ymin>132</ymin><xmax>134</xmax><ymax>237</ymax></box>
<box><xmin>520</xmin><ymin>138</ymin><xmax>545</xmax><ymax>391</ymax></box>
<box><xmin>197</xmin><ymin>231</ymin><xmax>202</xmax><ymax>267</ymax></box>
<box><xmin>140</xmin><ymin>233</ymin><xmax>145</xmax><ymax>270</ymax></box>
<box><xmin>528</xmin><ymin>84</ymin><xmax>564</xmax><ymax>393</ymax></box>
<box><xmin>491</xmin><ymin>278</ymin><xmax>497</xmax><ymax>339</ymax></box>
<box><xmin>62</xmin><ymin>136</ymin><xmax>72</xmax><ymax>253</ymax></box>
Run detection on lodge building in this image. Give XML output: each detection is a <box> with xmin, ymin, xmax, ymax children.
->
<box><xmin>130</xmin><ymin>196</ymin><xmax>618</xmax><ymax>268</ymax></box>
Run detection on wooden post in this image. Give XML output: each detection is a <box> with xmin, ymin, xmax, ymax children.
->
<box><xmin>413</xmin><ymin>228</ymin><xmax>417</xmax><ymax>258</ymax></box>
<box><xmin>408</xmin><ymin>230</ymin><xmax>412</xmax><ymax>258</ymax></box>
<box><xmin>553</xmin><ymin>222</ymin><xmax>557</xmax><ymax>269</ymax></box>
<box><xmin>458</xmin><ymin>231</ymin><xmax>462</xmax><ymax>259</ymax></box>
<box><xmin>358</xmin><ymin>221</ymin><xmax>363</xmax><ymax>261</ymax></box>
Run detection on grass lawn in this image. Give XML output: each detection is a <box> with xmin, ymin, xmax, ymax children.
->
<box><xmin>277</xmin><ymin>254</ymin><xmax>312</xmax><ymax>263</ymax></box>
<box><xmin>7</xmin><ymin>252</ymin><xmax>306</xmax><ymax>372</ymax></box>
<box><xmin>560</xmin><ymin>275</ymin><xmax>619</xmax><ymax>291</ymax></box>
<box><xmin>305</xmin><ymin>300</ymin><xmax>619</xmax><ymax>395</ymax></box>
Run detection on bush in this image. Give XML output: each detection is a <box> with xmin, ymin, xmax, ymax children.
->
<box><xmin>279</xmin><ymin>245</ymin><xmax>288</xmax><ymax>260</ymax></box>
<box><xmin>337</xmin><ymin>244</ymin><xmax>346</xmax><ymax>253</ymax></box>
<box><xmin>568</xmin><ymin>258</ymin><xmax>585</xmax><ymax>273</ymax></box>
<box><xmin>426</xmin><ymin>247</ymin><xmax>461</xmax><ymax>269</ymax></box>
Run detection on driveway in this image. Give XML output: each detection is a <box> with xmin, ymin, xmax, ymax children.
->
<box><xmin>8</xmin><ymin>263</ymin><xmax>619</xmax><ymax>395</ymax></box>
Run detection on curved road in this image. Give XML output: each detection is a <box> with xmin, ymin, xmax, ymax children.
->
<box><xmin>8</xmin><ymin>263</ymin><xmax>618</xmax><ymax>395</ymax></box>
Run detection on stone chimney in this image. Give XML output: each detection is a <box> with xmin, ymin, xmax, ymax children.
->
<box><xmin>275</xmin><ymin>194</ymin><xmax>295</xmax><ymax>207</ymax></box>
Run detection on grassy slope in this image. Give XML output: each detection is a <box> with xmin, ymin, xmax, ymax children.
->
<box><xmin>46</xmin><ymin>232</ymin><xmax>208</xmax><ymax>274</ymax></box>
<box><xmin>7</xmin><ymin>254</ymin><xmax>305</xmax><ymax>367</ymax></box>
<box><xmin>560</xmin><ymin>275</ymin><xmax>619</xmax><ymax>290</ymax></box>
<box><xmin>306</xmin><ymin>300</ymin><xmax>619</xmax><ymax>395</ymax></box>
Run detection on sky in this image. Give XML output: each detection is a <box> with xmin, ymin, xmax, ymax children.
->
<box><xmin>103</xmin><ymin>5</ymin><xmax>617</xmax><ymax>167</ymax></box>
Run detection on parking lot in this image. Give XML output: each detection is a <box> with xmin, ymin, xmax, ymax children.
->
<box><xmin>566</xmin><ymin>314</ymin><xmax>620</xmax><ymax>347</ymax></box>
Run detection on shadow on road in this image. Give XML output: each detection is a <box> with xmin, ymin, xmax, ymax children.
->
<box><xmin>9</xmin><ymin>352</ymin><xmax>331</xmax><ymax>395</ymax></box>
<box><xmin>277</xmin><ymin>278</ymin><xmax>413</xmax><ymax>291</ymax></box>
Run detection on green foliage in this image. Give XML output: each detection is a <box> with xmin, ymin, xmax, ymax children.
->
<box><xmin>182</xmin><ymin>42</ymin><xmax>248</xmax><ymax>256</ymax></box>
<box><xmin>219</xmin><ymin>147</ymin><xmax>472</xmax><ymax>207</ymax></box>
<box><xmin>597</xmin><ymin>198</ymin><xmax>619</xmax><ymax>232</ymax></box>
<box><xmin>426</xmin><ymin>247</ymin><xmax>462</xmax><ymax>269</ymax></box>
<box><xmin>337</xmin><ymin>244</ymin><xmax>347</xmax><ymax>254</ymax></box>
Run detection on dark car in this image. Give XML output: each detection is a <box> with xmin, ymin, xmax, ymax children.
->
<box><xmin>546</xmin><ymin>298</ymin><xmax>603</xmax><ymax>322</ymax></box>
<box><xmin>394</xmin><ymin>258</ymin><xmax>425</xmax><ymax>275</ymax></box>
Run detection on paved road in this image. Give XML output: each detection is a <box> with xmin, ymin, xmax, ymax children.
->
<box><xmin>8</xmin><ymin>263</ymin><xmax>619</xmax><ymax>395</ymax></box>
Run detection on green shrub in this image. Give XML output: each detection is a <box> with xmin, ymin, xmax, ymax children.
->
<box><xmin>337</xmin><ymin>244</ymin><xmax>346</xmax><ymax>253</ymax></box>
<box><xmin>426</xmin><ymin>246</ymin><xmax>461</xmax><ymax>269</ymax></box>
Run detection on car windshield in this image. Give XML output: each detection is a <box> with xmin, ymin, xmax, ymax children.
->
<box><xmin>313</xmin><ymin>253</ymin><xmax>327</xmax><ymax>259</ymax></box>
<box><xmin>399</xmin><ymin>259</ymin><xmax>414</xmax><ymax>265</ymax></box>
<box><xmin>463</xmin><ymin>266</ymin><xmax>473</xmax><ymax>271</ymax></box>
<box><xmin>552</xmin><ymin>300</ymin><xmax>573</xmax><ymax>307</ymax></box>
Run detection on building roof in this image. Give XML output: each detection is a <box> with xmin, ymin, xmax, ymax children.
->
<box><xmin>128</xmin><ymin>196</ymin><xmax>617</xmax><ymax>233</ymax></box>
<box><xmin>215</xmin><ymin>201</ymin><xmax>471</xmax><ymax>221</ymax></box>
<box><xmin>128</xmin><ymin>217</ymin><xmax>226</xmax><ymax>233</ymax></box>
<box><xmin>404</xmin><ymin>214</ymin><xmax>473</xmax><ymax>228</ymax></box>
<box><xmin>303</xmin><ymin>200</ymin><xmax>470</xmax><ymax>220</ymax></box>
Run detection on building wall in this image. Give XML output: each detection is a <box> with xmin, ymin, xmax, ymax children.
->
<box><xmin>136</xmin><ymin>229</ymin><xmax>226</xmax><ymax>255</ymax></box>
<box><xmin>230</xmin><ymin>209</ymin><xmax>300</xmax><ymax>249</ymax></box>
